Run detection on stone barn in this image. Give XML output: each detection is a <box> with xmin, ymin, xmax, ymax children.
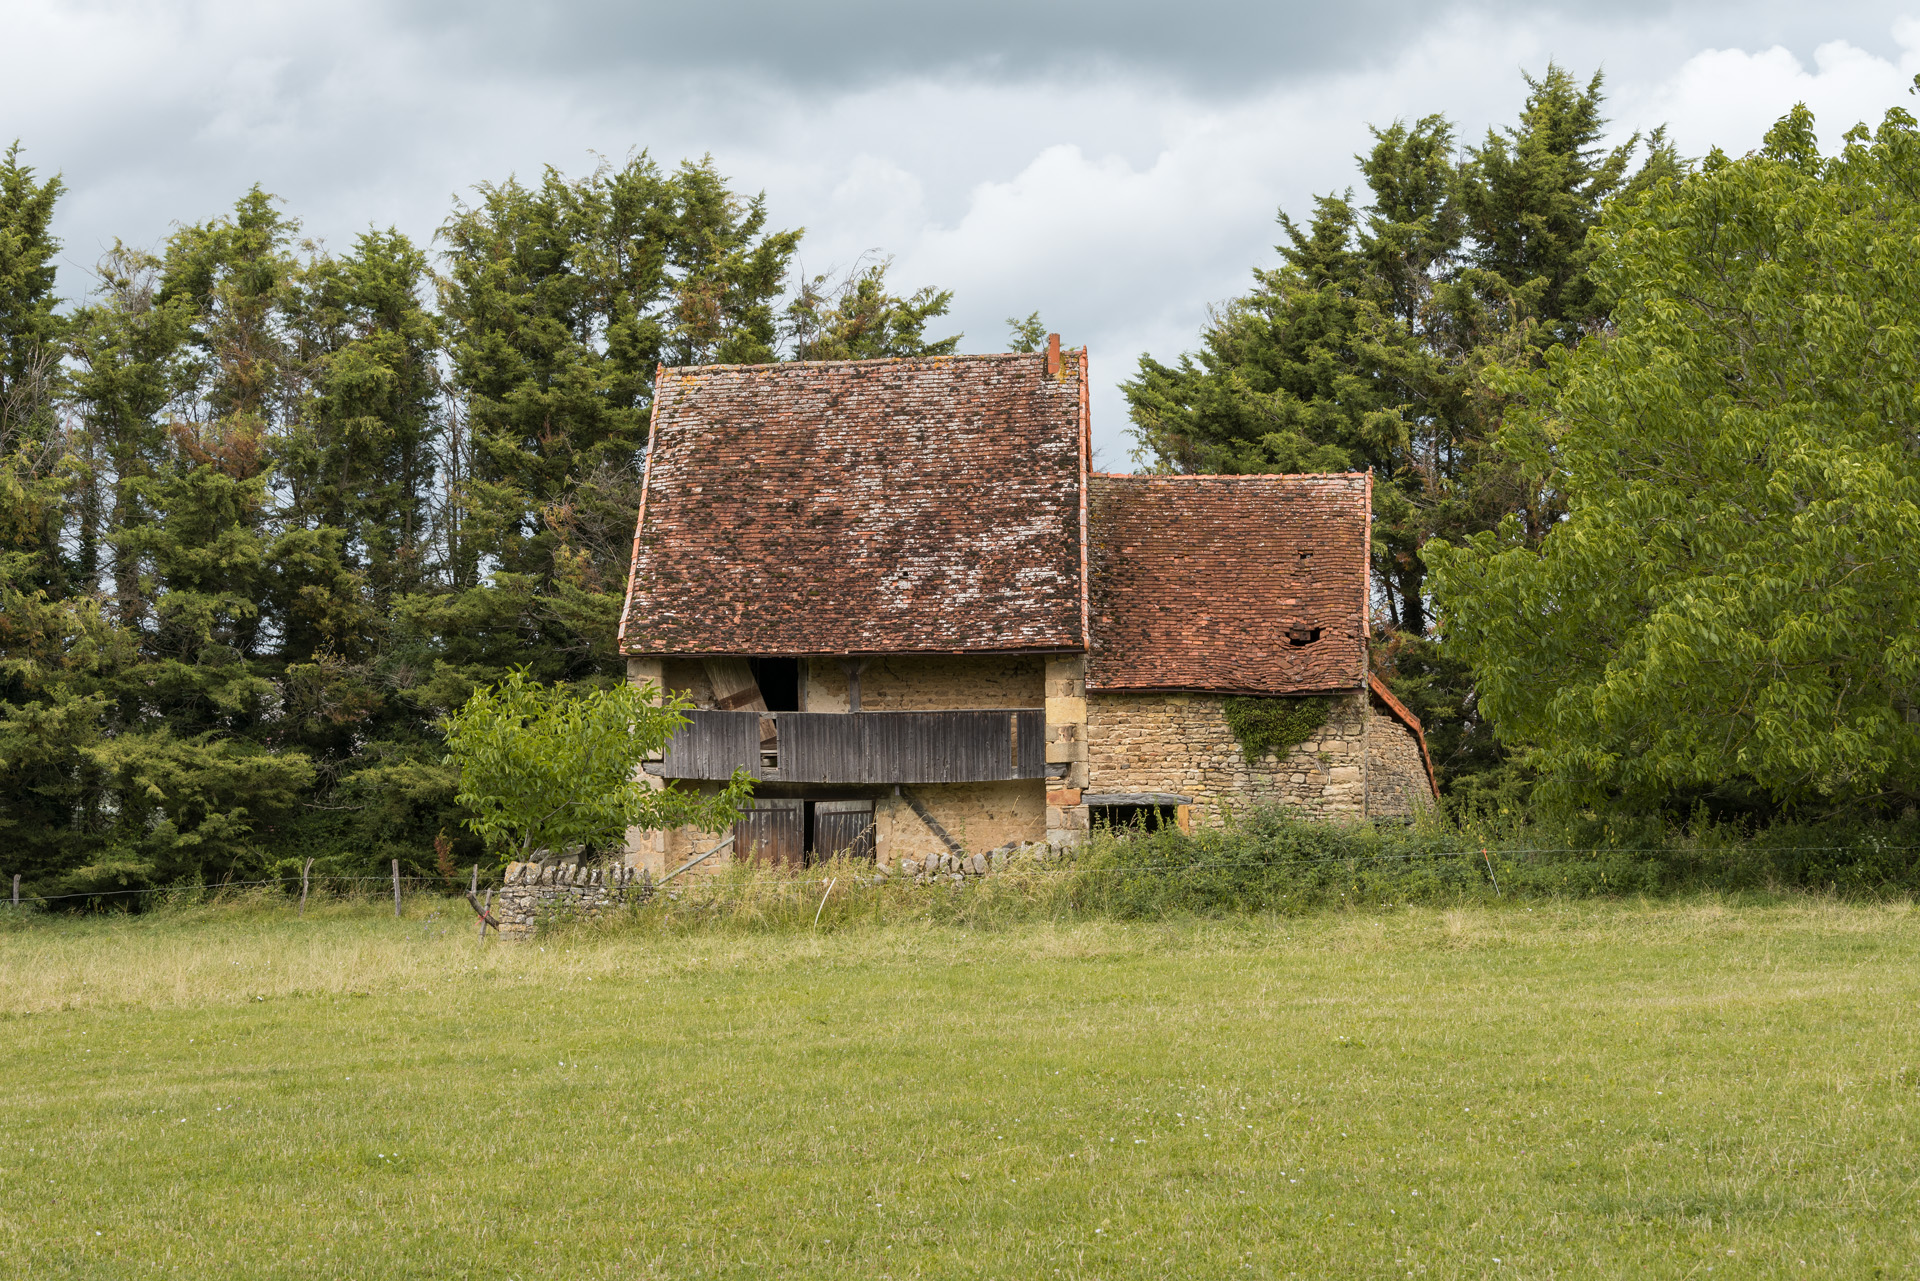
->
<box><xmin>617</xmin><ymin>337</ymin><xmax>1434</xmax><ymax>875</ymax></box>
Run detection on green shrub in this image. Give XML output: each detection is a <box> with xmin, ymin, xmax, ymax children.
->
<box><xmin>1220</xmin><ymin>696</ymin><xmax>1328</xmax><ymax>761</ymax></box>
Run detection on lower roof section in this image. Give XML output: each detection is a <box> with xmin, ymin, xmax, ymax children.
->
<box><xmin>1086</xmin><ymin>472</ymin><xmax>1371</xmax><ymax>695</ymax></box>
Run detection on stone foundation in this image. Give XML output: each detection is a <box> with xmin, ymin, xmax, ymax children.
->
<box><xmin>882</xmin><ymin>841</ymin><xmax>1060</xmax><ymax>884</ymax></box>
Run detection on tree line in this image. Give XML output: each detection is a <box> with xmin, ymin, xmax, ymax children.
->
<box><xmin>6</xmin><ymin>66</ymin><xmax>1914</xmax><ymax>898</ymax></box>
<box><xmin>0</xmin><ymin>152</ymin><xmax>959</xmax><ymax>895</ymax></box>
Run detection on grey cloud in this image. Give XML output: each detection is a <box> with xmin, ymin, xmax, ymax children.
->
<box><xmin>399</xmin><ymin>0</ymin><xmax>1692</xmax><ymax>91</ymax></box>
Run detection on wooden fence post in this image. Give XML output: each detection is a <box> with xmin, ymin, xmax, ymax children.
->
<box><xmin>11</xmin><ymin>874</ymin><xmax>18</xmax><ymax>908</ymax></box>
<box><xmin>478</xmin><ymin>888</ymin><xmax>493</xmax><ymax>940</ymax></box>
<box><xmin>391</xmin><ymin>859</ymin><xmax>401</xmax><ymax>918</ymax></box>
<box><xmin>299</xmin><ymin>858</ymin><xmax>313</xmax><ymax>917</ymax></box>
<box><xmin>469</xmin><ymin>864</ymin><xmax>479</xmax><ymax>896</ymax></box>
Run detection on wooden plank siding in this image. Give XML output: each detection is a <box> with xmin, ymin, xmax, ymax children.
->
<box><xmin>733</xmin><ymin>799</ymin><xmax>804</xmax><ymax>867</ymax></box>
<box><xmin>657</xmin><ymin>710</ymin><xmax>767</xmax><ymax>780</ymax></box>
<box><xmin>654</xmin><ymin>709</ymin><xmax>1047</xmax><ymax>784</ymax></box>
<box><xmin>813</xmin><ymin>800</ymin><xmax>876</xmax><ymax>861</ymax></box>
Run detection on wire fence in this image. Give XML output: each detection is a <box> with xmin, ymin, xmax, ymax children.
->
<box><xmin>7</xmin><ymin>872</ymin><xmax>505</xmax><ymax>908</ymax></box>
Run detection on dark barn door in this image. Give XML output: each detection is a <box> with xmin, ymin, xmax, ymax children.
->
<box><xmin>733</xmin><ymin>799</ymin><xmax>804</xmax><ymax>868</ymax></box>
<box><xmin>812</xmin><ymin>800</ymin><xmax>876</xmax><ymax>863</ymax></box>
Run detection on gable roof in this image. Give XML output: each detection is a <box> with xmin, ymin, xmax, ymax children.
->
<box><xmin>1086</xmin><ymin>472</ymin><xmax>1371</xmax><ymax>694</ymax></box>
<box><xmin>619</xmin><ymin>352</ymin><xmax>1089</xmax><ymax>656</ymax></box>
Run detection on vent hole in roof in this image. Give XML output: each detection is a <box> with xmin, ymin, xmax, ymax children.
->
<box><xmin>1286</xmin><ymin>626</ymin><xmax>1322</xmax><ymax>648</ymax></box>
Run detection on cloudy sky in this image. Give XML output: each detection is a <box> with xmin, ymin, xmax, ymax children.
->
<box><xmin>7</xmin><ymin>0</ymin><xmax>1918</xmax><ymax>464</ymax></box>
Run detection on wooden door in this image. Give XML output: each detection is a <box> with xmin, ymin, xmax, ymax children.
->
<box><xmin>812</xmin><ymin>800</ymin><xmax>876</xmax><ymax>863</ymax></box>
<box><xmin>733</xmin><ymin>799</ymin><xmax>804</xmax><ymax>868</ymax></box>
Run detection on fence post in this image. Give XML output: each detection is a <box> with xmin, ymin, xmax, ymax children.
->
<box><xmin>392</xmin><ymin>859</ymin><xmax>401</xmax><ymax>918</ymax></box>
<box><xmin>299</xmin><ymin>858</ymin><xmax>313</xmax><ymax>917</ymax></box>
<box><xmin>478</xmin><ymin>888</ymin><xmax>493</xmax><ymax>940</ymax></box>
<box><xmin>11</xmin><ymin>874</ymin><xmax>17</xmax><ymax>908</ymax></box>
<box><xmin>469</xmin><ymin>864</ymin><xmax>479</xmax><ymax>896</ymax></box>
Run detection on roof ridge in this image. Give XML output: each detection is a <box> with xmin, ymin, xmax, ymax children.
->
<box><xmin>1091</xmin><ymin>471</ymin><xmax>1370</xmax><ymax>481</ymax></box>
<box><xmin>656</xmin><ymin>351</ymin><xmax>1059</xmax><ymax>377</ymax></box>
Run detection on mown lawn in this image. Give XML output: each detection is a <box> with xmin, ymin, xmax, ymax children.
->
<box><xmin>1</xmin><ymin>897</ymin><xmax>1916</xmax><ymax>1278</ymax></box>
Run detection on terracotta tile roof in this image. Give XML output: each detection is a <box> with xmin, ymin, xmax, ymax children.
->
<box><xmin>1086</xmin><ymin>473</ymin><xmax>1371</xmax><ymax>694</ymax></box>
<box><xmin>1369</xmin><ymin>674</ymin><xmax>1439</xmax><ymax>799</ymax></box>
<box><xmin>619</xmin><ymin>352</ymin><xmax>1089</xmax><ymax>656</ymax></box>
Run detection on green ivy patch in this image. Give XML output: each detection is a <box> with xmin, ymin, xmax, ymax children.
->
<box><xmin>1222</xmin><ymin>696</ymin><xmax>1328</xmax><ymax>762</ymax></box>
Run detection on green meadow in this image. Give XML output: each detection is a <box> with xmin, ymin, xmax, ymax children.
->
<box><xmin>2</xmin><ymin>895</ymin><xmax>1917</xmax><ymax>1278</ymax></box>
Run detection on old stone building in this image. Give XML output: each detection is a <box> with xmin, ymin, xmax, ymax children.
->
<box><xmin>618</xmin><ymin>338</ymin><xmax>1434</xmax><ymax>875</ymax></box>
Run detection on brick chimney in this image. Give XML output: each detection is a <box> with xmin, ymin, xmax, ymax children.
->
<box><xmin>1046</xmin><ymin>332</ymin><xmax>1061</xmax><ymax>376</ymax></box>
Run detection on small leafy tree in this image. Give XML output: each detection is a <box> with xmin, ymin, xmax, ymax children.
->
<box><xmin>443</xmin><ymin>668</ymin><xmax>752</xmax><ymax>863</ymax></box>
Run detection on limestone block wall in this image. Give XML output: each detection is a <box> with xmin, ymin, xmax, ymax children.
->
<box><xmin>621</xmin><ymin>778</ymin><xmax>1048</xmax><ymax>879</ymax></box>
<box><xmin>1367</xmin><ymin>706</ymin><xmax>1433</xmax><ymax>819</ymax></box>
<box><xmin>1044</xmin><ymin>655</ymin><xmax>1090</xmax><ymax>844</ymax></box>
<box><xmin>659</xmin><ymin>658</ymin><xmax>716</xmax><ymax>706</ymax></box>
<box><xmin>802</xmin><ymin>655</ymin><xmax>1043</xmax><ymax>712</ymax></box>
<box><xmin>876</xmin><ymin>781</ymin><xmax>1046</xmax><ymax>864</ymax></box>
<box><xmin>1087</xmin><ymin>689</ymin><xmax>1371</xmax><ymax>825</ymax></box>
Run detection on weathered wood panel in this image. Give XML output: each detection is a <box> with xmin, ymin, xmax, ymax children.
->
<box><xmin>654</xmin><ymin>709</ymin><xmax>763</xmax><ymax>779</ymax></box>
<box><xmin>813</xmin><ymin>800</ymin><xmax>876</xmax><ymax>862</ymax></box>
<box><xmin>781</xmin><ymin>711</ymin><xmax>1037</xmax><ymax>783</ymax></box>
<box><xmin>1015</xmin><ymin>709</ymin><xmax>1046</xmax><ymax>779</ymax></box>
<box><xmin>656</xmin><ymin>709</ymin><xmax>1049</xmax><ymax>784</ymax></box>
<box><xmin>734</xmin><ymin>799</ymin><xmax>803</xmax><ymax>868</ymax></box>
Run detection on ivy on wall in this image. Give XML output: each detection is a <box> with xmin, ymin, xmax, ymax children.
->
<box><xmin>1222</xmin><ymin>696</ymin><xmax>1329</xmax><ymax>762</ymax></box>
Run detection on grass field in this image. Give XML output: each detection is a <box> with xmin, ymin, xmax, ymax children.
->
<box><xmin>2</xmin><ymin>895</ymin><xmax>1917</xmax><ymax>1278</ymax></box>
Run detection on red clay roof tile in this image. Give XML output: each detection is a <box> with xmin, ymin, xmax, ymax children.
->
<box><xmin>619</xmin><ymin>353</ymin><xmax>1088</xmax><ymax>655</ymax></box>
<box><xmin>1086</xmin><ymin>473</ymin><xmax>1370</xmax><ymax>694</ymax></box>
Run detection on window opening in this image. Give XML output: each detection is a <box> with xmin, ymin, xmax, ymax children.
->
<box><xmin>748</xmin><ymin>657</ymin><xmax>801</xmax><ymax>711</ymax></box>
<box><xmin>1091</xmin><ymin>803</ymin><xmax>1177</xmax><ymax>833</ymax></box>
<box><xmin>1286</xmin><ymin>626</ymin><xmax>1322</xmax><ymax>647</ymax></box>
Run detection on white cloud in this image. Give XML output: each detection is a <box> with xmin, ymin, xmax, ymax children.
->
<box><xmin>1630</xmin><ymin>19</ymin><xmax>1920</xmax><ymax>157</ymax></box>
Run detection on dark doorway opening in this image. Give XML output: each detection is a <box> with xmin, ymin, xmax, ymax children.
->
<box><xmin>1091</xmin><ymin>803</ymin><xmax>1177</xmax><ymax>832</ymax></box>
<box><xmin>749</xmin><ymin>657</ymin><xmax>801</xmax><ymax>711</ymax></box>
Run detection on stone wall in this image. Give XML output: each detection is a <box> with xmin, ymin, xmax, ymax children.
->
<box><xmin>1044</xmin><ymin>655</ymin><xmax>1090</xmax><ymax>844</ymax></box>
<box><xmin>802</xmin><ymin>655</ymin><xmax>1043</xmax><ymax>712</ymax></box>
<box><xmin>1087</xmin><ymin>689</ymin><xmax>1371</xmax><ymax>824</ymax></box>
<box><xmin>491</xmin><ymin>862</ymin><xmax>648</xmax><ymax>940</ymax></box>
<box><xmin>876</xmin><ymin>781</ymin><xmax>1046</xmax><ymax>864</ymax></box>
<box><xmin>1367</xmin><ymin>705</ymin><xmax>1433</xmax><ymax>819</ymax></box>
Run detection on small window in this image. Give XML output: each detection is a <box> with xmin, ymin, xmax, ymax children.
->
<box><xmin>1286</xmin><ymin>626</ymin><xmax>1322</xmax><ymax>648</ymax></box>
<box><xmin>1091</xmin><ymin>803</ymin><xmax>1177</xmax><ymax>832</ymax></box>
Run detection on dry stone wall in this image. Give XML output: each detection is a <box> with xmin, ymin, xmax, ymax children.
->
<box><xmin>1088</xmin><ymin>690</ymin><xmax>1371</xmax><ymax>824</ymax></box>
<box><xmin>492</xmin><ymin>862</ymin><xmax>648</xmax><ymax>940</ymax></box>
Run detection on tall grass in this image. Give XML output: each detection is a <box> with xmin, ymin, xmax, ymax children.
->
<box><xmin>536</xmin><ymin>805</ymin><xmax>1920</xmax><ymax>940</ymax></box>
<box><xmin>12</xmin><ymin>805</ymin><xmax>1917</xmax><ymax>938</ymax></box>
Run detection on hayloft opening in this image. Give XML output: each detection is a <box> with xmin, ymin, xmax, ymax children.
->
<box><xmin>1286</xmin><ymin>626</ymin><xmax>1322</xmax><ymax>647</ymax></box>
<box><xmin>748</xmin><ymin>657</ymin><xmax>801</xmax><ymax>711</ymax></box>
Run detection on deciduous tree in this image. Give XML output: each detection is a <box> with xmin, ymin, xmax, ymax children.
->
<box><xmin>1426</xmin><ymin>100</ymin><xmax>1920</xmax><ymax>812</ymax></box>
